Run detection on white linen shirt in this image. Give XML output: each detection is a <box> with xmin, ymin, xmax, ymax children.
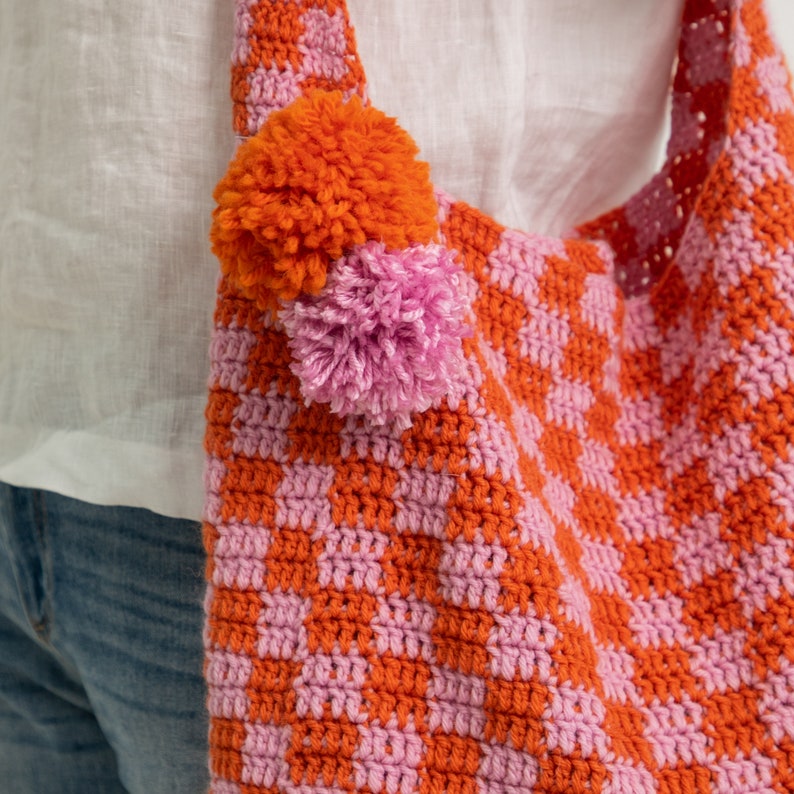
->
<box><xmin>1</xmin><ymin>1</ymin><xmax>792</xmax><ymax>520</ymax></box>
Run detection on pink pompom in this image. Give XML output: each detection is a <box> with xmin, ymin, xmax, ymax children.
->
<box><xmin>280</xmin><ymin>241</ymin><xmax>471</xmax><ymax>428</ymax></box>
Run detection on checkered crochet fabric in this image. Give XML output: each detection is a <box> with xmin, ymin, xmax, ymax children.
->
<box><xmin>203</xmin><ymin>1</ymin><xmax>794</xmax><ymax>791</ymax></box>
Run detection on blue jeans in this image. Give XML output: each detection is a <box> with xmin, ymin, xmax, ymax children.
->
<box><xmin>0</xmin><ymin>484</ymin><xmax>209</xmax><ymax>793</ymax></box>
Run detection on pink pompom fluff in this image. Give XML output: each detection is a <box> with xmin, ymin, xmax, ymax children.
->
<box><xmin>280</xmin><ymin>241</ymin><xmax>471</xmax><ymax>428</ymax></box>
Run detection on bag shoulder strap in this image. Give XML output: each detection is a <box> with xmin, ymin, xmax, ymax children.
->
<box><xmin>230</xmin><ymin>0</ymin><xmax>367</xmax><ymax>138</ymax></box>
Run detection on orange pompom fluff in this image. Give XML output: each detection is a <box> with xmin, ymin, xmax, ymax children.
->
<box><xmin>210</xmin><ymin>91</ymin><xmax>439</xmax><ymax>309</ymax></box>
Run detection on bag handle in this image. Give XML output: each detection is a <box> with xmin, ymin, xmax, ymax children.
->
<box><xmin>230</xmin><ymin>1</ymin><xmax>368</xmax><ymax>138</ymax></box>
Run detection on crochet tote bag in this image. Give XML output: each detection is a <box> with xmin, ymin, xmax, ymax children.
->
<box><xmin>203</xmin><ymin>1</ymin><xmax>794</xmax><ymax>791</ymax></box>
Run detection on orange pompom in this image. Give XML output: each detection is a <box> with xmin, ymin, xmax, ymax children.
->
<box><xmin>210</xmin><ymin>91</ymin><xmax>439</xmax><ymax>309</ymax></box>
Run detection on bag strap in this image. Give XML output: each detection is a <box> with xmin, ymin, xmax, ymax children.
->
<box><xmin>230</xmin><ymin>0</ymin><xmax>368</xmax><ymax>139</ymax></box>
<box><xmin>577</xmin><ymin>0</ymin><xmax>738</xmax><ymax>294</ymax></box>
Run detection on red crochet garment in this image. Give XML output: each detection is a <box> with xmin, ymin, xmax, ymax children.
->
<box><xmin>204</xmin><ymin>1</ymin><xmax>794</xmax><ymax>791</ymax></box>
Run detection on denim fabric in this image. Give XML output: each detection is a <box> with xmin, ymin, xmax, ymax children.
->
<box><xmin>0</xmin><ymin>484</ymin><xmax>209</xmax><ymax>793</ymax></box>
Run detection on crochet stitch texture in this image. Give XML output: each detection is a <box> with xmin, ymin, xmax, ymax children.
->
<box><xmin>204</xmin><ymin>1</ymin><xmax>794</xmax><ymax>791</ymax></box>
